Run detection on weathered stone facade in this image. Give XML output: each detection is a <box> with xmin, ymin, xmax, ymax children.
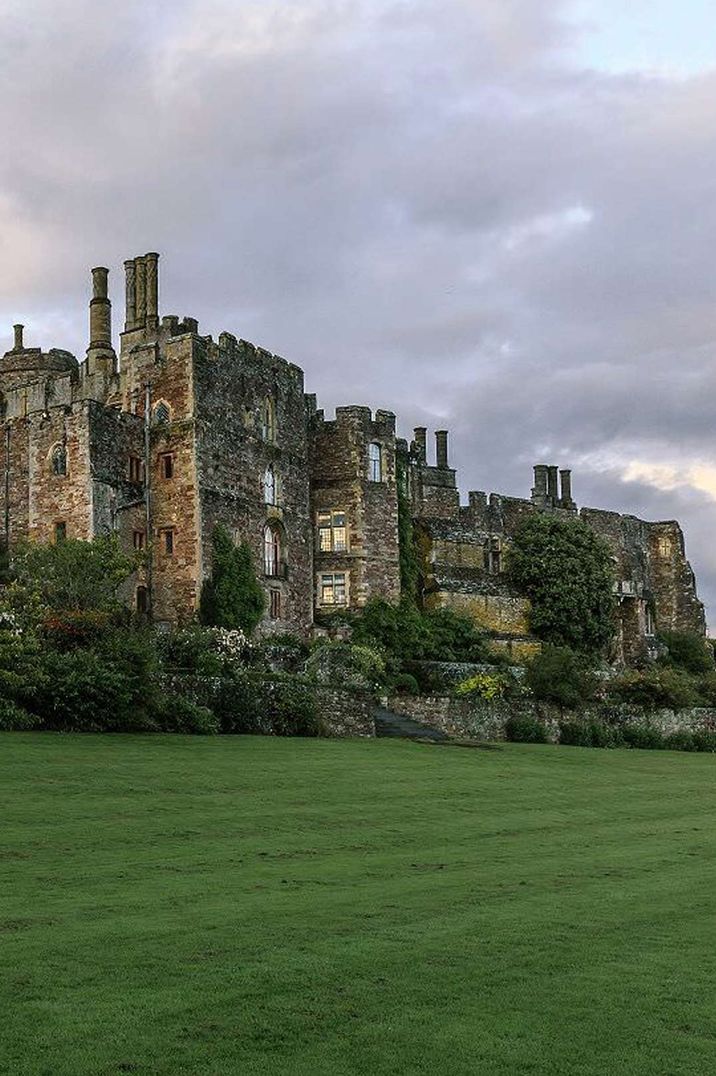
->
<box><xmin>1</xmin><ymin>253</ymin><xmax>705</xmax><ymax>655</ymax></box>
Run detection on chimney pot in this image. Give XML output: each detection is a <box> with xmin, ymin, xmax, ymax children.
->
<box><xmin>413</xmin><ymin>426</ymin><xmax>427</xmax><ymax>461</ymax></box>
<box><xmin>436</xmin><ymin>430</ymin><xmax>449</xmax><ymax>469</ymax></box>
<box><xmin>12</xmin><ymin>324</ymin><xmax>24</xmax><ymax>350</ymax></box>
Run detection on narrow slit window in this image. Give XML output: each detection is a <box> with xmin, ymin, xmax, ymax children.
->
<box><xmin>54</xmin><ymin>521</ymin><xmax>67</xmax><ymax>543</ymax></box>
<box><xmin>133</xmin><ymin>530</ymin><xmax>146</xmax><ymax>551</ymax></box>
<box><xmin>160</xmin><ymin>453</ymin><xmax>174</xmax><ymax>480</ymax></box>
<box><xmin>269</xmin><ymin>589</ymin><xmax>281</xmax><ymax>620</ymax></box>
<box><xmin>128</xmin><ymin>456</ymin><xmax>143</xmax><ymax>483</ymax></box>
<box><xmin>368</xmin><ymin>442</ymin><xmax>382</xmax><ymax>482</ymax></box>
<box><xmin>160</xmin><ymin>528</ymin><xmax>175</xmax><ymax>555</ymax></box>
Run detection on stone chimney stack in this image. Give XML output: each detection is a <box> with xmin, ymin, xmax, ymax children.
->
<box><xmin>560</xmin><ymin>468</ymin><xmax>575</xmax><ymax>509</ymax></box>
<box><xmin>436</xmin><ymin>430</ymin><xmax>449</xmax><ymax>469</ymax></box>
<box><xmin>12</xmin><ymin>324</ymin><xmax>24</xmax><ymax>351</ymax></box>
<box><xmin>547</xmin><ymin>466</ymin><xmax>559</xmax><ymax>505</ymax></box>
<box><xmin>86</xmin><ymin>267</ymin><xmax>116</xmax><ymax>376</ymax></box>
<box><xmin>531</xmin><ymin>464</ymin><xmax>548</xmax><ymax>505</ymax></box>
<box><xmin>124</xmin><ymin>253</ymin><xmax>160</xmax><ymax>333</ymax></box>
<box><xmin>413</xmin><ymin>426</ymin><xmax>427</xmax><ymax>462</ymax></box>
<box><xmin>89</xmin><ymin>267</ymin><xmax>112</xmax><ymax>350</ymax></box>
<box><xmin>145</xmin><ymin>252</ymin><xmax>159</xmax><ymax>329</ymax></box>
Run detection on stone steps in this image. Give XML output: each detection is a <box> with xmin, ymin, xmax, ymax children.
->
<box><xmin>372</xmin><ymin>704</ymin><xmax>450</xmax><ymax>742</ymax></box>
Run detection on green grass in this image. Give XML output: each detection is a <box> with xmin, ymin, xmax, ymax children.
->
<box><xmin>2</xmin><ymin>735</ymin><xmax>716</xmax><ymax>1075</ymax></box>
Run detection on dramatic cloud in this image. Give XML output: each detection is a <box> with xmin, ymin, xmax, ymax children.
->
<box><xmin>1</xmin><ymin>0</ymin><xmax>715</xmax><ymax>622</ymax></box>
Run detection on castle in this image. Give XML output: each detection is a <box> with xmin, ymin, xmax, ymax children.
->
<box><xmin>1</xmin><ymin>253</ymin><xmax>705</xmax><ymax>662</ymax></box>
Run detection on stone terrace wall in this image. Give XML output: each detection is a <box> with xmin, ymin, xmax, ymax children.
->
<box><xmin>314</xmin><ymin>688</ymin><xmax>375</xmax><ymax>738</ymax></box>
<box><xmin>385</xmin><ymin>694</ymin><xmax>716</xmax><ymax>744</ymax></box>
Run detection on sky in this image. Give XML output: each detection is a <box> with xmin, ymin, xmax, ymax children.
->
<box><xmin>1</xmin><ymin>0</ymin><xmax>716</xmax><ymax>625</ymax></box>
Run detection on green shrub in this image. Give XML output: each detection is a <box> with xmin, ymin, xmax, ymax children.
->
<box><xmin>693</xmin><ymin>730</ymin><xmax>716</xmax><ymax>752</ymax></box>
<box><xmin>391</xmin><ymin>672</ymin><xmax>419</xmax><ymax>696</ymax></box>
<box><xmin>622</xmin><ymin>725</ymin><xmax>665</xmax><ymax>750</ymax></box>
<box><xmin>663</xmin><ymin>730</ymin><xmax>698</xmax><ymax>752</ymax></box>
<box><xmin>305</xmin><ymin>641</ymin><xmax>386</xmax><ymax>691</ymax></box>
<box><xmin>13</xmin><ymin>534</ymin><xmax>136</xmax><ymax>615</ymax></box>
<box><xmin>505</xmin><ymin>715</ymin><xmax>548</xmax><ymax>743</ymax></box>
<box><xmin>659</xmin><ymin>631</ymin><xmax>714</xmax><ymax>675</ymax></box>
<box><xmin>0</xmin><ymin>698</ymin><xmax>40</xmax><ymax>730</ymax></box>
<box><xmin>157</xmin><ymin>697</ymin><xmax>219</xmax><ymax>735</ymax></box>
<box><xmin>558</xmin><ymin>719</ymin><xmax>622</xmax><ymax>748</ymax></box>
<box><xmin>609</xmin><ymin>667</ymin><xmax>700</xmax><ymax>710</ymax></box>
<box><xmin>32</xmin><ymin>650</ymin><xmax>136</xmax><ymax>732</ymax></box>
<box><xmin>264</xmin><ymin>679</ymin><xmax>324</xmax><ymax>737</ymax></box>
<box><xmin>350</xmin><ymin>599</ymin><xmax>488</xmax><ymax>664</ymax></box>
<box><xmin>526</xmin><ymin>646</ymin><xmax>596</xmax><ymax>709</ymax></box>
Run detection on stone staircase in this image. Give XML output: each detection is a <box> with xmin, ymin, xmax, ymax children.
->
<box><xmin>372</xmin><ymin>704</ymin><xmax>450</xmax><ymax>742</ymax></box>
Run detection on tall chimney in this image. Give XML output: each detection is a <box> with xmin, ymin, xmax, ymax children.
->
<box><xmin>435</xmin><ymin>430</ymin><xmax>449</xmax><ymax>469</ymax></box>
<box><xmin>89</xmin><ymin>267</ymin><xmax>112</xmax><ymax>350</ymax></box>
<box><xmin>12</xmin><ymin>324</ymin><xmax>24</xmax><ymax>351</ymax></box>
<box><xmin>560</xmin><ymin>468</ymin><xmax>574</xmax><ymax>508</ymax></box>
<box><xmin>532</xmin><ymin>464</ymin><xmax>548</xmax><ymax>505</ymax></box>
<box><xmin>135</xmin><ymin>256</ymin><xmax>147</xmax><ymax>327</ymax></box>
<box><xmin>413</xmin><ymin>426</ymin><xmax>427</xmax><ymax>461</ymax></box>
<box><xmin>145</xmin><ymin>252</ymin><xmax>159</xmax><ymax>329</ymax></box>
<box><xmin>124</xmin><ymin>259</ymin><xmax>136</xmax><ymax>330</ymax></box>
<box><xmin>547</xmin><ymin>466</ymin><xmax>559</xmax><ymax>505</ymax></box>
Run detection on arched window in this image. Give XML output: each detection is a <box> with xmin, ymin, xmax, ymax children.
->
<box><xmin>261</xmin><ymin>397</ymin><xmax>276</xmax><ymax>443</ymax></box>
<box><xmin>153</xmin><ymin>400</ymin><xmax>171</xmax><ymax>425</ymax></box>
<box><xmin>264</xmin><ymin>523</ymin><xmax>282</xmax><ymax>577</ymax></box>
<box><xmin>50</xmin><ymin>444</ymin><xmax>67</xmax><ymax>476</ymax></box>
<box><xmin>368</xmin><ymin>442</ymin><xmax>382</xmax><ymax>482</ymax></box>
<box><xmin>264</xmin><ymin>465</ymin><xmax>277</xmax><ymax>506</ymax></box>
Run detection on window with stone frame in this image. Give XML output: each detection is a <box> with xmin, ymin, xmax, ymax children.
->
<box><xmin>128</xmin><ymin>455</ymin><xmax>144</xmax><ymax>483</ymax></box>
<box><xmin>153</xmin><ymin>400</ymin><xmax>171</xmax><ymax>425</ymax></box>
<box><xmin>261</xmin><ymin>396</ymin><xmax>277</xmax><ymax>443</ymax></box>
<box><xmin>269</xmin><ymin>588</ymin><xmax>281</xmax><ymax>620</ymax></box>
<box><xmin>133</xmin><ymin>529</ymin><xmax>146</xmax><ymax>551</ymax></box>
<box><xmin>264</xmin><ymin>522</ymin><xmax>283</xmax><ymax>577</ymax></box>
<box><xmin>136</xmin><ymin>586</ymin><xmax>149</xmax><ymax>614</ymax></box>
<box><xmin>54</xmin><ymin>521</ymin><xmax>67</xmax><ymax>543</ymax></box>
<box><xmin>657</xmin><ymin>537</ymin><xmax>672</xmax><ymax>558</ymax></box>
<box><xmin>263</xmin><ymin>464</ymin><xmax>278</xmax><ymax>506</ymax></box>
<box><xmin>50</xmin><ymin>443</ymin><xmax>67</xmax><ymax>477</ymax></box>
<box><xmin>645</xmin><ymin>604</ymin><xmax>656</xmax><ymax>636</ymax></box>
<box><xmin>159</xmin><ymin>527</ymin><xmax>175</xmax><ymax>555</ymax></box>
<box><xmin>368</xmin><ymin>442</ymin><xmax>382</xmax><ymax>482</ymax></box>
<box><xmin>319</xmin><ymin>571</ymin><xmax>347</xmax><ymax>606</ymax></box>
<box><xmin>484</xmin><ymin>537</ymin><xmax>502</xmax><ymax>574</ymax></box>
<box><xmin>160</xmin><ymin>453</ymin><xmax>175</xmax><ymax>480</ymax></box>
<box><xmin>317</xmin><ymin>510</ymin><xmax>347</xmax><ymax>553</ymax></box>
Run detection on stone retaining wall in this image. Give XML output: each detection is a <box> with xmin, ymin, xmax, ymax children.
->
<box><xmin>384</xmin><ymin>694</ymin><xmax>716</xmax><ymax>743</ymax></box>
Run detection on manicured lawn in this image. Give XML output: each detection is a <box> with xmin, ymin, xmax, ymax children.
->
<box><xmin>2</xmin><ymin>735</ymin><xmax>716</xmax><ymax>1075</ymax></box>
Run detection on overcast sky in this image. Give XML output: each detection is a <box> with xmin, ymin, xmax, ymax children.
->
<box><xmin>2</xmin><ymin>0</ymin><xmax>716</xmax><ymax>625</ymax></box>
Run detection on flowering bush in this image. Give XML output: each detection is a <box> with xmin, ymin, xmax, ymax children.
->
<box><xmin>455</xmin><ymin>672</ymin><xmax>507</xmax><ymax>701</ymax></box>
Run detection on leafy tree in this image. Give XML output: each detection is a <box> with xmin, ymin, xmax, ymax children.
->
<box><xmin>659</xmin><ymin>630</ymin><xmax>713</xmax><ymax>675</ymax></box>
<box><xmin>200</xmin><ymin>525</ymin><xmax>265</xmax><ymax>635</ymax></box>
<box><xmin>505</xmin><ymin>514</ymin><xmax>616</xmax><ymax>654</ymax></box>
<box><xmin>608</xmin><ymin>666</ymin><xmax>700</xmax><ymax>710</ymax></box>
<box><xmin>527</xmin><ymin>646</ymin><xmax>596</xmax><ymax>710</ymax></box>
<box><xmin>12</xmin><ymin>535</ymin><xmax>136</xmax><ymax>614</ymax></box>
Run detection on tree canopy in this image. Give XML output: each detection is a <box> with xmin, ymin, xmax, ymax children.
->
<box><xmin>505</xmin><ymin>513</ymin><xmax>616</xmax><ymax>654</ymax></box>
<box><xmin>12</xmin><ymin>535</ymin><xmax>136</xmax><ymax>613</ymax></box>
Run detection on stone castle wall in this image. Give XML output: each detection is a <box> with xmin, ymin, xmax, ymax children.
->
<box><xmin>0</xmin><ymin>253</ymin><xmax>705</xmax><ymax>652</ymax></box>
